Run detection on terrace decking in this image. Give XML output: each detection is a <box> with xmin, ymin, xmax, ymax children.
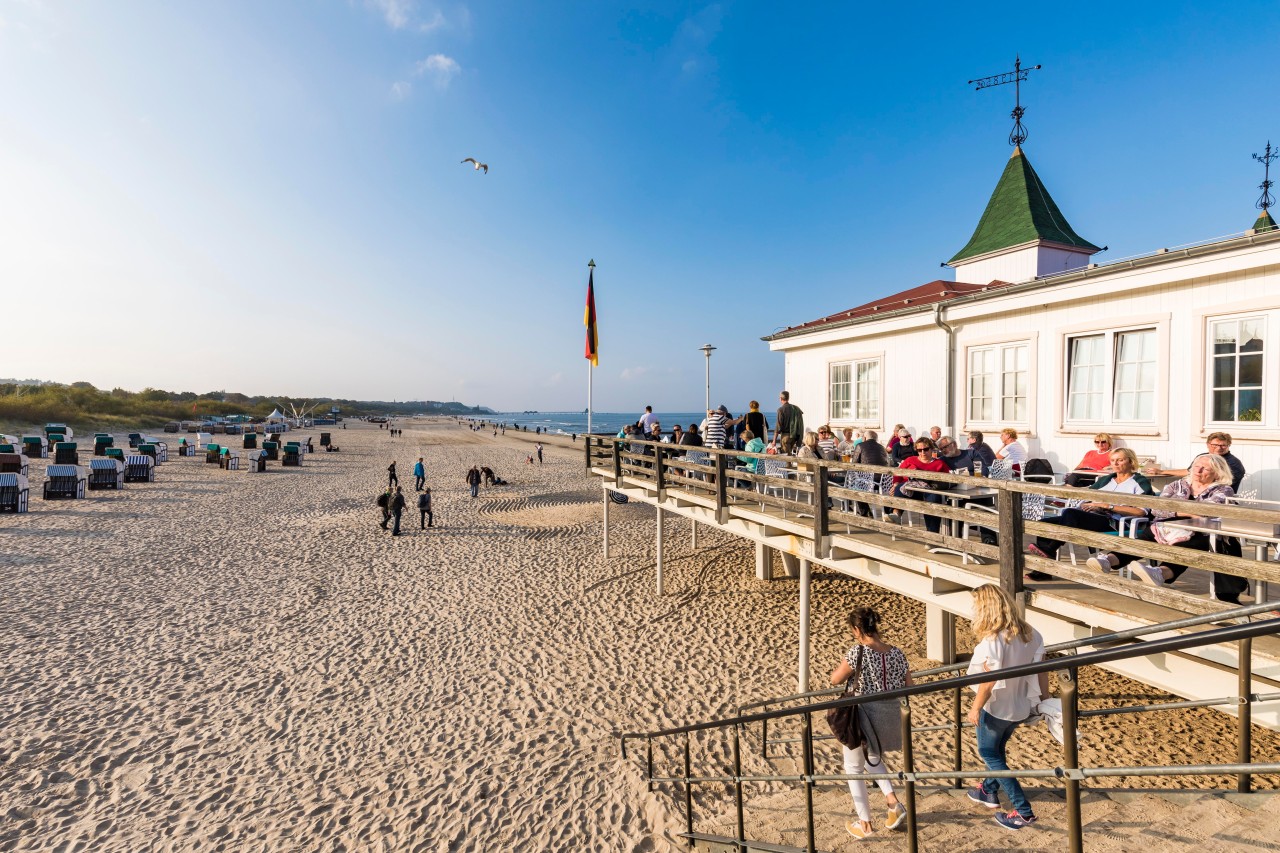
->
<box><xmin>585</xmin><ymin>437</ymin><xmax>1280</xmax><ymax>732</ymax></box>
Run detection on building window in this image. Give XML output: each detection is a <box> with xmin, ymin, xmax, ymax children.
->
<box><xmin>968</xmin><ymin>343</ymin><xmax>1027</xmax><ymax>423</ymax></box>
<box><xmin>830</xmin><ymin>358</ymin><xmax>879</xmax><ymax>421</ymax></box>
<box><xmin>1210</xmin><ymin>317</ymin><xmax>1265</xmax><ymax>423</ymax></box>
<box><xmin>1065</xmin><ymin>328</ymin><xmax>1157</xmax><ymax>424</ymax></box>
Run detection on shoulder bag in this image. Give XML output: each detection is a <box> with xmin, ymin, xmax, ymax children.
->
<box><xmin>825</xmin><ymin>646</ymin><xmax>864</xmax><ymax>750</ymax></box>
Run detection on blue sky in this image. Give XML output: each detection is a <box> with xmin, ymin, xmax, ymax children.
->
<box><xmin>2</xmin><ymin>2</ymin><xmax>1278</xmax><ymax>411</ymax></box>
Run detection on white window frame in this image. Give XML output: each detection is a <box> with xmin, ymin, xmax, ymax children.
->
<box><xmin>828</xmin><ymin>355</ymin><xmax>881</xmax><ymax>426</ymax></box>
<box><xmin>1206</xmin><ymin>313</ymin><xmax>1268</xmax><ymax>427</ymax></box>
<box><xmin>962</xmin><ymin>335</ymin><xmax>1036</xmax><ymax>435</ymax></box>
<box><xmin>1055</xmin><ymin>315</ymin><xmax>1169</xmax><ymax>437</ymax></box>
<box><xmin>967</xmin><ymin>341</ymin><xmax>1029</xmax><ymax>425</ymax></box>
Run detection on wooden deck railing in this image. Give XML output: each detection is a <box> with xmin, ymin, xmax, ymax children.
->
<box><xmin>584</xmin><ymin>436</ymin><xmax>1280</xmax><ymax>615</ymax></box>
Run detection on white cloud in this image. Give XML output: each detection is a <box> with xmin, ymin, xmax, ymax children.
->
<box><xmin>547</xmin><ymin>372</ymin><xmax>563</xmax><ymax>385</ymax></box>
<box><xmin>389</xmin><ymin>80</ymin><xmax>412</xmax><ymax>100</ymax></box>
<box><xmin>418</xmin><ymin>9</ymin><xmax>445</xmax><ymax>32</ymax></box>
<box><xmin>620</xmin><ymin>366</ymin><xmax>650</xmax><ymax>381</ymax></box>
<box><xmin>366</xmin><ymin>0</ymin><xmax>412</xmax><ymax>30</ymax></box>
<box><xmin>414</xmin><ymin>53</ymin><xmax>460</xmax><ymax>89</ymax></box>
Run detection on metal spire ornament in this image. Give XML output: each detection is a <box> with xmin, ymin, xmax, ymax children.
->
<box><xmin>969</xmin><ymin>55</ymin><xmax>1042</xmax><ymax>147</ymax></box>
<box><xmin>1253</xmin><ymin>141</ymin><xmax>1276</xmax><ymax>212</ymax></box>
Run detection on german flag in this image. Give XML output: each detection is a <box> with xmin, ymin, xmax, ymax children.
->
<box><xmin>584</xmin><ymin>267</ymin><xmax>599</xmax><ymax>367</ymax></box>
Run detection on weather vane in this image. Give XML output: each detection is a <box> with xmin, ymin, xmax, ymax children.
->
<box><xmin>1253</xmin><ymin>141</ymin><xmax>1276</xmax><ymax>212</ymax></box>
<box><xmin>969</xmin><ymin>55</ymin><xmax>1042</xmax><ymax>147</ymax></box>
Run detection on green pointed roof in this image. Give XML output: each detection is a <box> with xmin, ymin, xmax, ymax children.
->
<box><xmin>1254</xmin><ymin>210</ymin><xmax>1277</xmax><ymax>232</ymax></box>
<box><xmin>949</xmin><ymin>147</ymin><xmax>1100</xmax><ymax>264</ymax></box>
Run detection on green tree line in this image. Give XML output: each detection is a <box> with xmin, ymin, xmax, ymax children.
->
<box><xmin>0</xmin><ymin>382</ymin><xmax>491</xmax><ymax>432</ymax></box>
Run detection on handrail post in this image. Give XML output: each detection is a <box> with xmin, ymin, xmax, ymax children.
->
<box><xmin>812</xmin><ymin>463</ymin><xmax>829</xmax><ymax>559</ymax></box>
<box><xmin>732</xmin><ymin>724</ymin><xmax>745</xmax><ymax>846</ymax></box>
<box><xmin>683</xmin><ymin>733</ymin><xmax>694</xmax><ymax>838</ymax></box>
<box><xmin>612</xmin><ymin>438</ymin><xmax>622</xmax><ymax>484</ymax></box>
<box><xmin>1060</xmin><ymin>667</ymin><xmax>1083</xmax><ymax>853</ymax></box>
<box><xmin>761</xmin><ymin>716</ymin><xmax>769</xmax><ymax>759</ymax></box>
<box><xmin>802</xmin><ymin>712</ymin><xmax>816</xmax><ymax>853</ymax></box>
<box><xmin>654</xmin><ymin>445</ymin><xmax>666</xmax><ymax>498</ymax></box>
<box><xmin>952</xmin><ymin>687</ymin><xmax>964</xmax><ymax>789</ymax></box>
<box><xmin>1238</xmin><ymin>636</ymin><xmax>1253</xmax><ymax>793</ymax></box>
<box><xmin>997</xmin><ymin>488</ymin><xmax>1026</xmax><ymax>601</ymax></box>
<box><xmin>901</xmin><ymin>698</ymin><xmax>918</xmax><ymax>853</ymax></box>
<box><xmin>714</xmin><ymin>451</ymin><xmax>728</xmax><ymax>521</ymax></box>
<box><xmin>645</xmin><ymin>736</ymin><xmax>654</xmax><ymax>793</ymax></box>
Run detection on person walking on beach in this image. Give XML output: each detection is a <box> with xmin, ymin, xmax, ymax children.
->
<box><xmin>536</xmin><ymin>443</ymin><xmax>543</xmax><ymax>464</ymax></box>
<box><xmin>418</xmin><ymin>488</ymin><xmax>433</xmax><ymax>529</ymax></box>
<box><xmin>413</xmin><ymin>457</ymin><xmax>425</xmax><ymax>491</ymax></box>
<box><xmin>377</xmin><ymin>488</ymin><xmax>392</xmax><ymax>530</ymax></box>
<box><xmin>830</xmin><ymin>606</ymin><xmax>910</xmax><ymax>840</ymax></box>
<box><xmin>966</xmin><ymin>584</ymin><xmax>1048</xmax><ymax>831</ymax></box>
<box><xmin>389</xmin><ymin>487</ymin><xmax>406</xmax><ymax>536</ymax></box>
<box><xmin>387</xmin><ymin>461</ymin><xmax>398</xmax><ymax>487</ymax></box>
<box><xmin>466</xmin><ymin>465</ymin><xmax>481</xmax><ymax>498</ymax></box>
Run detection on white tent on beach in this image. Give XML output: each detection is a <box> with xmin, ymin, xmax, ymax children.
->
<box><xmin>265</xmin><ymin>408</ymin><xmax>287</xmax><ymax>423</ymax></box>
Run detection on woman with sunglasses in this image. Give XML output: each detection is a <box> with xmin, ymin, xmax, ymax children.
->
<box><xmin>1064</xmin><ymin>433</ymin><xmax>1115</xmax><ymax>487</ymax></box>
<box><xmin>887</xmin><ymin>438</ymin><xmax>949</xmax><ymax>530</ymax></box>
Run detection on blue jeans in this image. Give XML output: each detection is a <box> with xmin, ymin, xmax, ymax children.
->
<box><xmin>470</xmin><ymin>483</ymin><xmax>479</xmax><ymax>498</ymax></box>
<box><xmin>892</xmin><ymin>482</ymin><xmax>944</xmax><ymax>534</ymax></box>
<box><xmin>976</xmin><ymin>711</ymin><xmax>1033</xmax><ymax>818</ymax></box>
<box><xmin>415</xmin><ymin>474</ymin><xmax>424</xmax><ymax>490</ymax></box>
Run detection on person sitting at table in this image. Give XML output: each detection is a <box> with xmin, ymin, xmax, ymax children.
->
<box><xmin>885</xmin><ymin>438</ymin><xmax>950</xmax><ymax>530</ymax></box>
<box><xmin>817</xmin><ymin>426</ymin><xmax>840</xmax><ymax>459</ymax></box>
<box><xmin>995</xmin><ymin>428</ymin><xmax>1027</xmax><ymax>475</ymax></box>
<box><xmin>886</xmin><ymin>424</ymin><xmax>906</xmax><ymax>453</ymax></box>
<box><xmin>837</xmin><ymin>427</ymin><xmax>862</xmax><ymax>457</ymax></box>
<box><xmin>797</xmin><ymin>430</ymin><xmax>821</xmax><ymax>459</ymax></box>
<box><xmin>890</xmin><ymin>428</ymin><xmax>916</xmax><ymax>465</ymax></box>
<box><xmin>680</xmin><ymin>423</ymin><xmax>703</xmax><ymax>448</ymax></box>
<box><xmin>737</xmin><ymin>429</ymin><xmax>767</xmax><ymax>473</ymax></box>
<box><xmin>936</xmin><ymin>435</ymin><xmax>974</xmax><ymax>472</ymax></box>
<box><xmin>849</xmin><ymin>430</ymin><xmax>888</xmax><ymax>517</ymax></box>
<box><xmin>966</xmin><ymin>431</ymin><xmax>998</xmax><ymax>472</ymax></box>
<box><xmin>1027</xmin><ymin>448</ymin><xmax>1153</xmax><ymax>562</ymax></box>
<box><xmin>1149</xmin><ymin>432</ymin><xmax>1246</xmax><ymax>493</ymax></box>
<box><xmin>669</xmin><ymin>424</ymin><xmax>684</xmax><ymax>454</ymax></box>
<box><xmin>1090</xmin><ymin>454</ymin><xmax>1246</xmax><ymax>603</ymax></box>
<box><xmin>1064</xmin><ymin>433</ymin><xmax>1116</xmax><ymax>487</ymax></box>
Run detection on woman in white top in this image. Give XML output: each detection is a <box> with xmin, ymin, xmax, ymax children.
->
<box><xmin>994</xmin><ymin>427</ymin><xmax>1027</xmax><ymax>472</ymax></box>
<box><xmin>828</xmin><ymin>606</ymin><xmax>911</xmax><ymax>840</ymax></box>
<box><xmin>966</xmin><ymin>585</ymin><xmax>1048</xmax><ymax>832</ymax></box>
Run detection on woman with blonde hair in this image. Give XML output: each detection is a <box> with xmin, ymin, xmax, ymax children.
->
<box><xmin>966</xmin><ymin>585</ymin><xmax>1047</xmax><ymax>831</ymax></box>
<box><xmin>829</xmin><ymin>606</ymin><xmax>911</xmax><ymax>839</ymax></box>
<box><xmin>797</xmin><ymin>430</ymin><xmax>820</xmax><ymax>459</ymax></box>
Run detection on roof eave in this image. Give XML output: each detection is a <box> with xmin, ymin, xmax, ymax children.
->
<box><xmin>947</xmin><ymin>237</ymin><xmax>1101</xmax><ymax>268</ymax></box>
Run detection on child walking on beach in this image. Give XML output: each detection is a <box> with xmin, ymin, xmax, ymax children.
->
<box><xmin>966</xmin><ymin>584</ymin><xmax>1048</xmax><ymax>831</ymax></box>
<box><xmin>829</xmin><ymin>606</ymin><xmax>910</xmax><ymax>840</ymax></box>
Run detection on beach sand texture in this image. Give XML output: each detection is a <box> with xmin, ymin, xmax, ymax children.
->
<box><xmin>1</xmin><ymin>422</ymin><xmax>1277</xmax><ymax>851</ymax></box>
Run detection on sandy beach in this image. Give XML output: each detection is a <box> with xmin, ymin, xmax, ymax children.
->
<box><xmin>1</xmin><ymin>421</ymin><xmax>1277</xmax><ymax>851</ymax></box>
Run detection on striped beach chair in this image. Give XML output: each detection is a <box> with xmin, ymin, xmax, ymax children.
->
<box><xmin>281</xmin><ymin>443</ymin><xmax>301</xmax><ymax>466</ymax></box>
<box><xmin>105</xmin><ymin>447</ymin><xmax>126</xmax><ymax>463</ymax></box>
<box><xmin>22</xmin><ymin>436</ymin><xmax>48</xmax><ymax>458</ymax></box>
<box><xmin>0</xmin><ymin>452</ymin><xmax>28</xmax><ymax>477</ymax></box>
<box><xmin>205</xmin><ymin>444</ymin><xmax>222</xmax><ymax>464</ymax></box>
<box><xmin>221</xmin><ymin>449</ymin><xmax>241</xmax><ymax>471</ymax></box>
<box><xmin>247</xmin><ymin>450</ymin><xmax>267</xmax><ymax>473</ymax></box>
<box><xmin>43</xmin><ymin>465</ymin><xmax>86</xmax><ymax>499</ymax></box>
<box><xmin>243</xmin><ymin>433</ymin><xmax>258</xmax><ymax>450</ymax></box>
<box><xmin>138</xmin><ymin>443</ymin><xmax>159</xmax><ymax>464</ymax></box>
<box><xmin>262</xmin><ymin>441</ymin><xmax>280</xmax><ymax>461</ymax></box>
<box><xmin>53</xmin><ymin>442</ymin><xmax>79</xmax><ymax>465</ymax></box>
<box><xmin>0</xmin><ymin>473</ymin><xmax>29</xmax><ymax>513</ymax></box>
<box><xmin>88</xmin><ymin>458</ymin><xmax>125</xmax><ymax>490</ymax></box>
<box><xmin>124</xmin><ymin>455</ymin><xmax>155</xmax><ymax>483</ymax></box>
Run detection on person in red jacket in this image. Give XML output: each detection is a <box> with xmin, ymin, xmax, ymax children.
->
<box><xmin>889</xmin><ymin>438</ymin><xmax>950</xmax><ymax>533</ymax></box>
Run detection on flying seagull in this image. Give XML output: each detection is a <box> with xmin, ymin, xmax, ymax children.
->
<box><xmin>461</xmin><ymin>158</ymin><xmax>488</xmax><ymax>174</ymax></box>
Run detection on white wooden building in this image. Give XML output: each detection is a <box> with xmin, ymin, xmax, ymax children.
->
<box><xmin>765</xmin><ymin>146</ymin><xmax>1280</xmax><ymax>497</ymax></box>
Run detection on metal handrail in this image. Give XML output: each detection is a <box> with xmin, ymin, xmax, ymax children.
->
<box><xmin>619</xmin><ymin>617</ymin><xmax>1280</xmax><ymax>853</ymax></box>
<box><xmin>738</xmin><ymin>599</ymin><xmax>1280</xmax><ymax>718</ymax></box>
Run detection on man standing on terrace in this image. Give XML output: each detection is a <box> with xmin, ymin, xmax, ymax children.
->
<box><xmin>775</xmin><ymin>391</ymin><xmax>804</xmax><ymax>448</ymax></box>
<box><xmin>639</xmin><ymin>406</ymin><xmax>658</xmax><ymax>434</ymax></box>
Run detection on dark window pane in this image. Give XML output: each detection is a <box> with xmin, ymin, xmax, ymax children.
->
<box><xmin>1239</xmin><ymin>354</ymin><xmax>1263</xmax><ymax>386</ymax></box>
<box><xmin>1213</xmin><ymin>391</ymin><xmax>1235</xmax><ymax>421</ymax></box>
<box><xmin>1213</xmin><ymin>341</ymin><xmax>1236</xmax><ymax>355</ymax></box>
<box><xmin>1238</xmin><ymin>390</ymin><xmax>1262</xmax><ymax>420</ymax></box>
<box><xmin>1213</xmin><ymin>357</ymin><xmax>1235</xmax><ymax>389</ymax></box>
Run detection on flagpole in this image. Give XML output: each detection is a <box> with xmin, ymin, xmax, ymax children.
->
<box><xmin>587</xmin><ymin>259</ymin><xmax>596</xmax><ymax>436</ymax></box>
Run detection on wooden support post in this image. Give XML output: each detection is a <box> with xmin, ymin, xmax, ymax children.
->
<box><xmin>798</xmin><ymin>558</ymin><xmax>811</xmax><ymax>693</ymax></box>
<box><xmin>602</xmin><ymin>487</ymin><xmax>610</xmax><ymax>558</ymax></box>
<box><xmin>997</xmin><ymin>488</ymin><xmax>1025</xmax><ymax>601</ymax></box>
<box><xmin>654</xmin><ymin>445</ymin><xmax>665</xmax><ymax>498</ymax></box>
<box><xmin>755</xmin><ymin>542</ymin><xmax>773</xmax><ymax>580</ymax></box>
<box><xmin>612</xmin><ymin>438</ymin><xmax>622</xmax><ymax>484</ymax></box>
<box><xmin>812</xmin><ymin>464</ymin><xmax>829</xmax><ymax>559</ymax></box>
<box><xmin>714</xmin><ymin>451</ymin><xmax>728</xmax><ymax>521</ymax></box>
<box><xmin>691</xmin><ymin>518</ymin><xmax>698</xmax><ymax>549</ymax></box>
<box><xmin>655</xmin><ymin>506</ymin><xmax>665</xmax><ymax>595</ymax></box>
<box><xmin>926</xmin><ymin>604</ymin><xmax>956</xmax><ymax>664</ymax></box>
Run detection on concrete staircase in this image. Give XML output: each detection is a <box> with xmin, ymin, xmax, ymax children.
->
<box><xmin>687</xmin><ymin>785</ymin><xmax>1280</xmax><ymax>852</ymax></box>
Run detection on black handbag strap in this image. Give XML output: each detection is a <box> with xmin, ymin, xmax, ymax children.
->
<box><xmin>845</xmin><ymin>644</ymin><xmax>864</xmax><ymax>695</ymax></box>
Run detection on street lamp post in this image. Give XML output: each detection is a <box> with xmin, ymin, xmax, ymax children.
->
<box><xmin>699</xmin><ymin>344</ymin><xmax>716</xmax><ymax>412</ymax></box>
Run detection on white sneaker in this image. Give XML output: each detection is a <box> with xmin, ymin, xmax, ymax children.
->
<box><xmin>1133</xmin><ymin>562</ymin><xmax>1168</xmax><ymax>586</ymax></box>
<box><xmin>1086</xmin><ymin>554</ymin><xmax>1117</xmax><ymax>573</ymax></box>
<box><xmin>882</xmin><ymin>513</ymin><xmax>901</xmax><ymax>525</ymax></box>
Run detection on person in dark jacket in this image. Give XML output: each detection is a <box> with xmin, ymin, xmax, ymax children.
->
<box><xmin>466</xmin><ymin>466</ymin><xmax>482</xmax><ymax>498</ymax></box>
<box><xmin>889</xmin><ymin>428</ymin><xmax>916</xmax><ymax>466</ymax></box>
<box><xmin>388</xmin><ymin>461</ymin><xmax>398</xmax><ymax>487</ymax></box>
<box><xmin>680</xmin><ymin>424</ymin><xmax>704</xmax><ymax>447</ymax></box>
<box><xmin>966</xmin><ymin>431</ymin><xmax>998</xmax><ymax>473</ymax></box>
<box><xmin>418</xmin><ymin>488</ymin><xmax>433</xmax><ymax>528</ymax></box>
<box><xmin>389</xmin><ymin>487</ymin><xmax>406</xmax><ymax>535</ymax></box>
<box><xmin>851</xmin><ymin>431</ymin><xmax>888</xmax><ymax>467</ymax></box>
<box><xmin>377</xmin><ymin>488</ymin><xmax>392</xmax><ymax>530</ymax></box>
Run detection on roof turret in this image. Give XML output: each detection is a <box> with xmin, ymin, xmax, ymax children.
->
<box><xmin>948</xmin><ymin>147</ymin><xmax>1100</xmax><ymax>265</ymax></box>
